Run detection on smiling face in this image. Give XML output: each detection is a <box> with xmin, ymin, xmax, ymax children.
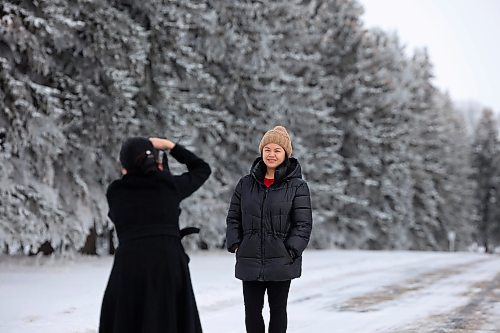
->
<box><xmin>262</xmin><ymin>143</ymin><xmax>286</xmax><ymax>170</ymax></box>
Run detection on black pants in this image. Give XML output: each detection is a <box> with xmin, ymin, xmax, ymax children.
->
<box><xmin>242</xmin><ymin>280</ymin><xmax>291</xmax><ymax>333</ymax></box>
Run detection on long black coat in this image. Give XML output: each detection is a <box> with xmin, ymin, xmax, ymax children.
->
<box><xmin>226</xmin><ymin>157</ymin><xmax>312</xmax><ymax>281</ymax></box>
<box><xmin>99</xmin><ymin>144</ymin><xmax>211</xmax><ymax>333</ymax></box>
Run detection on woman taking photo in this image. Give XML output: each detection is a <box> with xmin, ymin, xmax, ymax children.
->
<box><xmin>226</xmin><ymin>126</ymin><xmax>313</xmax><ymax>333</ymax></box>
<box><xmin>99</xmin><ymin>137</ymin><xmax>211</xmax><ymax>333</ymax></box>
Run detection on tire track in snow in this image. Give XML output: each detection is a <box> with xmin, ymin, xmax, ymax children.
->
<box><xmin>199</xmin><ymin>254</ymin><xmax>438</xmax><ymax>312</ymax></box>
<box><xmin>289</xmin><ymin>255</ymin><xmax>491</xmax><ymax>308</ymax></box>
<box><xmin>289</xmin><ymin>254</ymin><xmax>464</xmax><ymax>304</ymax></box>
<box><xmin>334</xmin><ymin>257</ymin><xmax>492</xmax><ymax>312</ymax></box>
<box><xmin>391</xmin><ymin>272</ymin><xmax>500</xmax><ymax>333</ymax></box>
<box><xmin>199</xmin><ymin>254</ymin><xmax>473</xmax><ymax>312</ymax></box>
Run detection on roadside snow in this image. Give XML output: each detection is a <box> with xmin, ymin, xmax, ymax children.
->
<box><xmin>1</xmin><ymin>250</ymin><xmax>500</xmax><ymax>333</ymax></box>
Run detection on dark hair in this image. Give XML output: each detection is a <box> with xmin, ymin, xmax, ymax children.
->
<box><xmin>135</xmin><ymin>150</ymin><xmax>158</xmax><ymax>174</ymax></box>
<box><xmin>119</xmin><ymin>137</ymin><xmax>159</xmax><ymax>174</ymax></box>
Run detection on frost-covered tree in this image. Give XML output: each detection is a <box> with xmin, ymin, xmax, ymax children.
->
<box><xmin>332</xmin><ymin>29</ymin><xmax>415</xmax><ymax>249</ymax></box>
<box><xmin>405</xmin><ymin>49</ymin><xmax>444</xmax><ymax>250</ymax></box>
<box><xmin>405</xmin><ymin>51</ymin><xmax>476</xmax><ymax>251</ymax></box>
<box><xmin>0</xmin><ymin>1</ymin><xmax>124</xmax><ymax>254</ymax></box>
<box><xmin>301</xmin><ymin>0</ymin><xmax>364</xmax><ymax>248</ymax></box>
<box><xmin>0</xmin><ymin>0</ymin><xmax>479</xmax><ymax>254</ymax></box>
<box><xmin>432</xmin><ymin>93</ymin><xmax>477</xmax><ymax>251</ymax></box>
<box><xmin>472</xmin><ymin>109</ymin><xmax>500</xmax><ymax>252</ymax></box>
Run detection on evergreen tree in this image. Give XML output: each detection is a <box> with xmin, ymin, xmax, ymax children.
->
<box><xmin>333</xmin><ymin>29</ymin><xmax>414</xmax><ymax>249</ymax></box>
<box><xmin>0</xmin><ymin>0</ymin><xmax>480</xmax><ymax>254</ymax></box>
<box><xmin>405</xmin><ymin>49</ymin><xmax>443</xmax><ymax>250</ymax></box>
<box><xmin>472</xmin><ymin>109</ymin><xmax>500</xmax><ymax>252</ymax></box>
<box><xmin>406</xmin><ymin>51</ymin><xmax>477</xmax><ymax>251</ymax></box>
<box><xmin>432</xmin><ymin>93</ymin><xmax>476</xmax><ymax>251</ymax></box>
<box><xmin>303</xmin><ymin>0</ymin><xmax>365</xmax><ymax>248</ymax></box>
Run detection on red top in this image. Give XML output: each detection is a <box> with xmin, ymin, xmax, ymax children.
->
<box><xmin>264</xmin><ymin>178</ymin><xmax>274</xmax><ymax>188</ymax></box>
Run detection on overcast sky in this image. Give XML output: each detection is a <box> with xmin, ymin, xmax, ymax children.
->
<box><xmin>358</xmin><ymin>0</ymin><xmax>500</xmax><ymax>113</ymax></box>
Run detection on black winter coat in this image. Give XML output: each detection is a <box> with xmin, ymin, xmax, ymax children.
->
<box><xmin>226</xmin><ymin>157</ymin><xmax>313</xmax><ymax>281</ymax></box>
<box><xmin>99</xmin><ymin>144</ymin><xmax>211</xmax><ymax>333</ymax></box>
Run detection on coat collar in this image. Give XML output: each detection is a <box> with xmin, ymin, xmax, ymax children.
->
<box><xmin>250</xmin><ymin>157</ymin><xmax>302</xmax><ymax>186</ymax></box>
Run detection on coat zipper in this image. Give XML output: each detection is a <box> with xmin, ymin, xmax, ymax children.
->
<box><xmin>259</xmin><ymin>187</ymin><xmax>268</xmax><ymax>281</ymax></box>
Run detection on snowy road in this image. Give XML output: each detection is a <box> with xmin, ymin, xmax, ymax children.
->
<box><xmin>1</xmin><ymin>250</ymin><xmax>500</xmax><ymax>333</ymax></box>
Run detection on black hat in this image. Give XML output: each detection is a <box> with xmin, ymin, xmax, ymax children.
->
<box><xmin>119</xmin><ymin>137</ymin><xmax>158</xmax><ymax>173</ymax></box>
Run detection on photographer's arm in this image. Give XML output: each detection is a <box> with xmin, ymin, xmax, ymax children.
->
<box><xmin>150</xmin><ymin>137</ymin><xmax>211</xmax><ymax>199</ymax></box>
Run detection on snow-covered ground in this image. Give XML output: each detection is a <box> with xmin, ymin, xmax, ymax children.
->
<box><xmin>1</xmin><ymin>250</ymin><xmax>500</xmax><ymax>333</ymax></box>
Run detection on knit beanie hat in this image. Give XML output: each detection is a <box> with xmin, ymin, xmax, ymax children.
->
<box><xmin>258</xmin><ymin>126</ymin><xmax>292</xmax><ymax>157</ymax></box>
<box><xmin>119</xmin><ymin>137</ymin><xmax>159</xmax><ymax>173</ymax></box>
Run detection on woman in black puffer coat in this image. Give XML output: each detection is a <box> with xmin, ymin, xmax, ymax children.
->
<box><xmin>226</xmin><ymin>126</ymin><xmax>313</xmax><ymax>333</ymax></box>
<box><xmin>99</xmin><ymin>137</ymin><xmax>211</xmax><ymax>333</ymax></box>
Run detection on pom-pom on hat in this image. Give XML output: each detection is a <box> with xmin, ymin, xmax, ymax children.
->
<box><xmin>258</xmin><ymin>126</ymin><xmax>292</xmax><ymax>157</ymax></box>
